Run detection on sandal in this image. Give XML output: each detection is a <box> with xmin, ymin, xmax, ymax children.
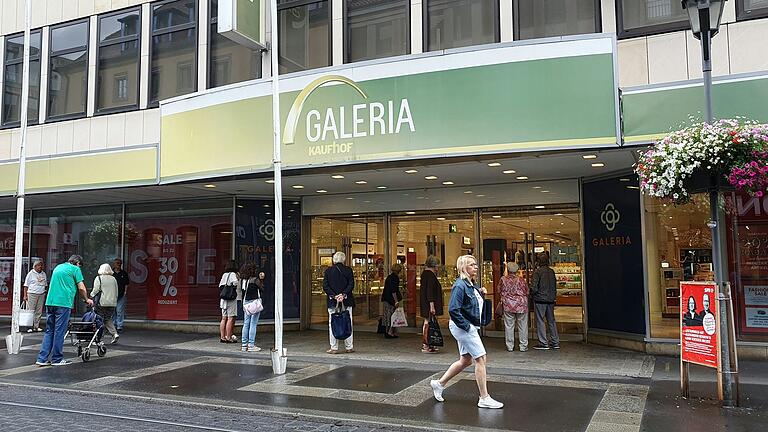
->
<box><xmin>326</xmin><ymin>348</ymin><xmax>339</xmax><ymax>354</ymax></box>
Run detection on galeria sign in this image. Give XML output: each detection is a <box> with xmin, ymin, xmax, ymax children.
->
<box><xmin>680</xmin><ymin>281</ymin><xmax>720</xmax><ymax>368</ymax></box>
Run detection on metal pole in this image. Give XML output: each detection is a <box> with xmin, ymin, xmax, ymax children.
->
<box><xmin>700</xmin><ymin>19</ymin><xmax>738</xmax><ymax>407</ymax></box>
<box><xmin>5</xmin><ymin>0</ymin><xmax>32</xmax><ymax>355</ymax></box>
<box><xmin>269</xmin><ymin>0</ymin><xmax>287</xmax><ymax>374</ymax></box>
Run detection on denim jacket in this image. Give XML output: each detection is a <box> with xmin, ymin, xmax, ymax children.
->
<box><xmin>448</xmin><ymin>278</ymin><xmax>483</xmax><ymax>332</ymax></box>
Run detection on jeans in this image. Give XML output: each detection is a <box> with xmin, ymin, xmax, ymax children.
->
<box><xmin>503</xmin><ymin>311</ymin><xmax>528</xmax><ymax>351</ymax></box>
<box><xmin>328</xmin><ymin>306</ymin><xmax>353</xmax><ymax>350</ymax></box>
<box><xmin>115</xmin><ymin>295</ymin><xmax>126</xmax><ymax>329</ymax></box>
<box><xmin>534</xmin><ymin>303</ymin><xmax>559</xmax><ymax>346</ymax></box>
<box><xmin>37</xmin><ymin>306</ymin><xmax>72</xmax><ymax>364</ymax></box>
<box><xmin>241</xmin><ymin>301</ymin><xmax>261</xmax><ymax>347</ymax></box>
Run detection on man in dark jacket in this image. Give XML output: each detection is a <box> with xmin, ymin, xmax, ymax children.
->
<box><xmin>323</xmin><ymin>251</ymin><xmax>355</xmax><ymax>353</ymax></box>
<box><xmin>531</xmin><ymin>253</ymin><xmax>559</xmax><ymax>350</ymax></box>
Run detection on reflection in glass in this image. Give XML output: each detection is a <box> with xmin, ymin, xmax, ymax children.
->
<box><xmin>48</xmin><ymin>50</ymin><xmax>88</xmax><ymax>117</ymax></box>
<box><xmin>50</xmin><ymin>21</ymin><xmax>89</xmax><ymax>52</ymax></box>
<box><xmin>100</xmin><ymin>9</ymin><xmax>141</xmax><ymax>42</ymax></box>
<box><xmin>97</xmin><ymin>40</ymin><xmax>140</xmax><ymax>110</ymax></box>
<box><xmin>152</xmin><ymin>0</ymin><xmax>196</xmax><ymax>29</ymax></box>
<box><xmin>278</xmin><ymin>0</ymin><xmax>330</xmax><ymax>73</ymax></box>
<box><xmin>0</xmin><ymin>212</ymin><xmax>31</xmax><ymax>316</ymax></box>
<box><xmin>2</xmin><ymin>31</ymin><xmax>41</xmax><ymax>125</ymax></box>
<box><xmin>347</xmin><ymin>0</ymin><xmax>408</xmax><ymax>62</ymax></box>
<box><xmin>426</xmin><ymin>0</ymin><xmax>497</xmax><ymax>51</ymax></box>
<box><xmin>618</xmin><ymin>0</ymin><xmax>687</xmax><ymax>33</ymax></box>
<box><xmin>516</xmin><ymin>0</ymin><xmax>598</xmax><ymax>40</ymax></box>
<box><xmin>209</xmin><ymin>0</ymin><xmax>261</xmax><ymax>87</ymax></box>
<box><xmin>150</xmin><ymin>29</ymin><xmax>196</xmax><ymax>103</ymax></box>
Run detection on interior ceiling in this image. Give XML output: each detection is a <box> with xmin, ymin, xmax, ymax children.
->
<box><xmin>0</xmin><ymin>148</ymin><xmax>639</xmax><ymax>212</ymax></box>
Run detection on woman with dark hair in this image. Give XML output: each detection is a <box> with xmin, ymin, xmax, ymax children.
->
<box><xmin>420</xmin><ymin>255</ymin><xmax>444</xmax><ymax>353</ymax></box>
<box><xmin>239</xmin><ymin>263</ymin><xmax>264</xmax><ymax>351</ymax></box>
<box><xmin>218</xmin><ymin>260</ymin><xmax>240</xmax><ymax>343</ymax></box>
<box><xmin>683</xmin><ymin>296</ymin><xmax>703</xmax><ymax>327</ymax></box>
<box><xmin>381</xmin><ymin>264</ymin><xmax>403</xmax><ymax>339</ymax></box>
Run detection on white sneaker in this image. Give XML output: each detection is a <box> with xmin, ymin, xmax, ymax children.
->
<box><xmin>248</xmin><ymin>346</ymin><xmax>262</xmax><ymax>352</ymax></box>
<box><xmin>110</xmin><ymin>334</ymin><xmax>119</xmax><ymax>344</ymax></box>
<box><xmin>230</xmin><ymin>335</ymin><xmax>238</xmax><ymax>342</ymax></box>
<box><xmin>51</xmin><ymin>359</ymin><xmax>72</xmax><ymax>366</ymax></box>
<box><xmin>27</xmin><ymin>329</ymin><xmax>33</xmax><ymax>333</ymax></box>
<box><xmin>478</xmin><ymin>396</ymin><xmax>504</xmax><ymax>409</ymax></box>
<box><xmin>430</xmin><ymin>379</ymin><xmax>444</xmax><ymax>402</ymax></box>
<box><xmin>35</xmin><ymin>361</ymin><xmax>50</xmax><ymax>367</ymax></box>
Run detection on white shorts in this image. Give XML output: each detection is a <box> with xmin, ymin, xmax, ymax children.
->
<box><xmin>220</xmin><ymin>299</ymin><xmax>237</xmax><ymax>317</ymax></box>
<box><xmin>449</xmin><ymin>320</ymin><xmax>486</xmax><ymax>359</ymax></box>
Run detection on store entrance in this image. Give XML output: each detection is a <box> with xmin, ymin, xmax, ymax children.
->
<box><xmin>481</xmin><ymin>207</ymin><xmax>584</xmax><ymax>336</ymax></box>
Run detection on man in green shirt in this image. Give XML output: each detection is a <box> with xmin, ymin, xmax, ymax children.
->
<box><xmin>36</xmin><ymin>255</ymin><xmax>94</xmax><ymax>366</ymax></box>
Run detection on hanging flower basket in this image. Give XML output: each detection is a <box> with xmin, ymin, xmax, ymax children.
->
<box><xmin>636</xmin><ymin>119</ymin><xmax>768</xmax><ymax>205</ymax></box>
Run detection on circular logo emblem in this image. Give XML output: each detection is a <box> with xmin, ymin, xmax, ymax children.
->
<box><xmin>600</xmin><ymin>203</ymin><xmax>621</xmax><ymax>232</ymax></box>
<box><xmin>259</xmin><ymin>219</ymin><xmax>275</xmax><ymax>241</ymax></box>
<box><xmin>703</xmin><ymin>313</ymin><xmax>716</xmax><ymax>335</ymax></box>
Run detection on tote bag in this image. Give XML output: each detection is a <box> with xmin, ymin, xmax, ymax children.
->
<box><xmin>331</xmin><ymin>303</ymin><xmax>352</xmax><ymax>340</ymax></box>
<box><xmin>390</xmin><ymin>306</ymin><xmax>408</xmax><ymax>328</ymax></box>
<box><xmin>427</xmin><ymin>316</ymin><xmax>444</xmax><ymax>347</ymax></box>
<box><xmin>19</xmin><ymin>302</ymin><xmax>34</xmax><ymax>327</ymax></box>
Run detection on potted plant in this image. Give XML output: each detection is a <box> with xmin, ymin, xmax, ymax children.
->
<box><xmin>636</xmin><ymin>119</ymin><xmax>768</xmax><ymax>204</ymax></box>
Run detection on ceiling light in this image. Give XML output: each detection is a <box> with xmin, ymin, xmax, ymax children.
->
<box><xmin>627</xmin><ymin>186</ymin><xmax>640</xmax><ymax>190</ymax></box>
<box><xmin>265</xmin><ymin>212</ymin><xmax>271</xmax><ymax>215</ymax></box>
<box><xmin>237</xmin><ymin>205</ymin><xmax>244</xmax><ymax>208</ymax></box>
<box><xmin>476</xmin><ymin>194</ymin><xmax>486</xmax><ymax>197</ymax></box>
<box><xmin>492</xmin><ymin>215</ymin><xmax>502</xmax><ymax>219</ymax></box>
<box><xmin>532</xmin><ymin>186</ymin><xmax>542</xmax><ymax>189</ymax></box>
<box><xmin>591</xmin><ymin>163</ymin><xmax>605</xmax><ymax>167</ymax></box>
<box><xmin>516</xmin><ymin>176</ymin><xmax>529</xmax><ymax>180</ymax></box>
<box><xmin>377</xmin><ymin>186</ymin><xmax>387</xmax><ymax>189</ymax></box>
<box><xmin>292</xmin><ymin>201</ymin><xmax>299</xmax><ymax>204</ymax></box>
<box><xmin>487</xmin><ymin>162</ymin><xmax>502</xmax><ymax>167</ymax></box>
<box><xmin>405</xmin><ymin>169</ymin><xmax>418</xmax><ymax>174</ymax></box>
<box><xmin>346</xmin><ymin>197</ymin><xmax>355</xmax><ymax>200</ymax></box>
<box><xmin>619</xmin><ymin>178</ymin><xmax>631</xmax><ymax>182</ymax></box>
<box><xmin>535</xmin><ymin>205</ymin><xmax>545</xmax><ymax>209</ymax></box>
<box><xmin>425</xmin><ymin>175</ymin><xmax>438</xmax><ymax>180</ymax></box>
<box><xmin>316</xmin><ymin>189</ymin><xmax>328</xmax><ymax>193</ymax></box>
<box><xmin>351</xmin><ymin>214</ymin><xmax>360</xmax><ymax>217</ymax></box>
<box><xmin>464</xmin><ymin>190</ymin><xmax>473</xmax><ymax>194</ymax></box>
<box><xmin>519</xmin><ymin>232</ymin><xmax>525</xmax><ymax>235</ymax></box>
<box><xmin>442</xmin><ymin>181</ymin><xmax>454</xmax><ymax>185</ymax></box>
<box><xmin>437</xmin><ymin>217</ymin><xmax>446</xmax><ymax>221</ymax></box>
<box><xmin>541</xmin><ymin>190</ymin><xmax>549</xmax><ymax>193</ymax></box>
<box><xmin>554</xmin><ymin>213</ymin><xmax>563</xmax><ymax>216</ymax></box>
<box><xmin>265</xmin><ymin>179</ymin><xmax>275</xmax><ymax>184</ymax></box>
<box><xmin>582</xmin><ymin>155</ymin><xmax>597</xmax><ymax>159</ymax></box>
<box><xmin>355</xmin><ymin>180</ymin><xmax>367</xmax><ymax>184</ymax></box>
<box><xmin>555</xmin><ymin>231</ymin><xmax>561</xmax><ymax>234</ymax></box>
<box><xmin>331</xmin><ymin>174</ymin><xmax>345</xmax><ymax>179</ymax></box>
<box><xmin>502</xmin><ymin>170</ymin><xmax>516</xmax><ymax>174</ymax></box>
<box><xmin>204</xmin><ymin>184</ymin><xmax>216</xmax><ymax>188</ymax></box>
<box><xmin>262</xmin><ymin>204</ymin><xmax>270</xmax><ymax>208</ymax></box>
<box><xmin>406</xmin><ymin>211</ymin><xmax>416</xmax><ymax>215</ymax></box>
<box><xmin>291</xmin><ymin>185</ymin><xmax>304</xmax><ymax>189</ymax></box>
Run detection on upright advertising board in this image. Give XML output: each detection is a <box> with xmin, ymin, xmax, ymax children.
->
<box><xmin>680</xmin><ymin>281</ymin><xmax>720</xmax><ymax>368</ymax></box>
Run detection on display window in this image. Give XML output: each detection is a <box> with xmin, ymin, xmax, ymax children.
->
<box><xmin>0</xmin><ymin>212</ymin><xmax>30</xmax><ymax>315</ymax></box>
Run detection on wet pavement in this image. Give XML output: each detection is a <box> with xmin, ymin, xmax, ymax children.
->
<box><xmin>0</xmin><ymin>328</ymin><xmax>765</xmax><ymax>431</ymax></box>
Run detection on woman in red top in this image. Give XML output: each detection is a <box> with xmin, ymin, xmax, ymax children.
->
<box><xmin>498</xmin><ymin>262</ymin><xmax>529</xmax><ymax>352</ymax></box>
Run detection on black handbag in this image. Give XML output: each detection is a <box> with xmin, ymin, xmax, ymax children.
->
<box><xmin>218</xmin><ymin>273</ymin><xmax>238</xmax><ymax>300</ymax></box>
<box><xmin>331</xmin><ymin>302</ymin><xmax>352</xmax><ymax>340</ymax></box>
<box><xmin>376</xmin><ymin>317</ymin><xmax>386</xmax><ymax>334</ymax></box>
<box><xmin>481</xmin><ymin>301</ymin><xmax>493</xmax><ymax>326</ymax></box>
<box><xmin>427</xmin><ymin>316</ymin><xmax>444</xmax><ymax>347</ymax></box>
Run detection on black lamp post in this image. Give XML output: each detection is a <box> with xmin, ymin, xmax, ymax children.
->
<box><xmin>681</xmin><ymin>0</ymin><xmax>738</xmax><ymax>408</ymax></box>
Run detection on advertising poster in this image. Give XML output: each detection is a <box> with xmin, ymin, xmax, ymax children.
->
<box><xmin>680</xmin><ymin>281</ymin><xmax>720</xmax><ymax>368</ymax></box>
<box><xmin>235</xmin><ymin>199</ymin><xmax>301</xmax><ymax>321</ymax></box>
<box><xmin>744</xmin><ymin>285</ymin><xmax>768</xmax><ymax>329</ymax></box>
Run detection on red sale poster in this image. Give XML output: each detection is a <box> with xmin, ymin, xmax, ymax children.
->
<box><xmin>143</xmin><ymin>228</ymin><xmax>192</xmax><ymax>321</ymax></box>
<box><xmin>680</xmin><ymin>281</ymin><xmax>720</xmax><ymax>368</ymax></box>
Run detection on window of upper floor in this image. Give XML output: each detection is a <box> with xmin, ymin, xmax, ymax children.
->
<box><xmin>514</xmin><ymin>0</ymin><xmax>601</xmax><ymax>41</ymax></box>
<box><xmin>737</xmin><ymin>0</ymin><xmax>768</xmax><ymax>21</ymax></box>
<box><xmin>149</xmin><ymin>0</ymin><xmax>198</xmax><ymax>107</ymax></box>
<box><xmin>278</xmin><ymin>0</ymin><xmax>331</xmax><ymax>73</ymax></box>
<box><xmin>424</xmin><ymin>0</ymin><xmax>499</xmax><ymax>51</ymax></box>
<box><xmin>2</xmin><ymin>29</ymin><xmax>41</xmax><ymax>127</ymax></box>
<box><xmin>48</xmin><ymin>19</ymin><xmax>89</xmax><ymax>121</ymax></box>
<box><xmin>209</xmin><ymin>0</ymin><xmax>263</xmax><ymax>88</ymax></box>
<box><xmin>345</xmin><ymin>0</ymin><xmax>410</xmax><ymax>63</ymax></box>
<box><xmin>615</xmin><ymin>0</ymin><xmax>689</xmax><ymax>39</ymax></box>
<box><xmin>97</xmin><ymin>7</ymin><xmax>142</xmax><ymax>114</ymax></box>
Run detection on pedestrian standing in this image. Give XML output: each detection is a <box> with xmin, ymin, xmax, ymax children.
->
<box><xmin>498</xmin><ymin>262</ymin><xmax>529</xmax><ymax>352</ymax></box>
<box><xmin>323</xmin><ymin>251</ymin><xmax>355</xmax><ymax>354</ymax></box>
<box><xmin>23</xmin><ymin>260</ymin><xmax>47</xmax><ymax>332</ymax></box>
<box><xmin>112</xmin><ymin>258</ymin><xmax>129</xmax><ymax>332</ymax></box>
<box><xmin>219</xmin><ymin>260</ymin><xmax>240</xmax><ymax>343</ymax></box>
<box><xmin>239</xmin><ymin>263</ymin><xmax>263</xmax><ymax>352</ymax></box>
<box><xmin>36</xmin><ymin>255</ymin><xmax>94</xmax><ymax>366</ymax></box>
<box><xmin>381</xmin><ymin>263</ymin><xmax>403</xmax><ymax>339</ymax></box>
<box><xmin>531</xmin><ymin>253</ymin><xmax>559</xmax><ymax>350</ymax></box>
<box><xmin>430</xmin><ymin>255</ymin><xmax>504</xmax><ymax>409</ymax></box>
<box><xmin>90</xmin><ymin>263</ymin><xmax>120</xmax><ymax>344</ymax></box>
<box><xmin>420</xmin><ymin>255</ymin><xmax>444</xmax><ymax>353</ymax></box>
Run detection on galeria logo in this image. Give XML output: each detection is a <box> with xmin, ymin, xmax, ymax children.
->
<box><xmin>600</xmin><ymin>203</ymin><xmax>621</xmax><ymax>231</ymax></box>
<box><xmin>282</xmin><ymin>75</ymin><xmax>415</xmax><ymax>156</ymax></box>
<box><xmin>259</xmin><ymin>219</ymin><xmax>275</xmax><ymax>241</ymax></box>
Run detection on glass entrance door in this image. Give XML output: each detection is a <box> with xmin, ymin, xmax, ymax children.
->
<box><xmin>309</xmin><ymin>215</ymin><xmax>384</xmax><ymax>327</ymax></box>
<box><xmin>481</xmin><ymin>207</ymin><xmax>584</xmax><ymax>335</ymax></box>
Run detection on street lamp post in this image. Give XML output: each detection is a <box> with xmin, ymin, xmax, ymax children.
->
<box><xmin>681</xmin><ymin>0</ymin><xmax>739</xmax><ymax>407</ymax></box>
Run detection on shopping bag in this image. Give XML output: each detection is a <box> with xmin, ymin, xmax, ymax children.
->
<box><xmin>19</xmin><ymin>302</ymin><xmax>34</xmax><ymax>328</ymax></box>
<box><xmin>427</xmin><ymin>316</ymin><xmax>444</xmax><ymax>347</ymax></box>
<box><xmin>481</xmin><ymin>301</ymin><xmax>493</xmax><ymax>326</ymax></box>
<box><xmin>244</xmin><ymin>299</ymin><xmax>263</xmax><ymax>315</ymax></box>
<box><xmin>390</xmin><ymin>307</ymin><xmax>408</xmax><ymax>328</ymax></box>
<box><xmin>331</xmin><ymin>304</ymin><xmax>352</xmax><ymax>340</ymax></box>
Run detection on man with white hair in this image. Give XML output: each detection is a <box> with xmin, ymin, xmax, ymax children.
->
<box><xmin>323</xmin><ymin>251</ymin><xmax>356</xmax><ymax>354</ymax></box>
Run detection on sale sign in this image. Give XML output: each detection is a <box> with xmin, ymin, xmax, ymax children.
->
<box><xmin>680</xmin><ymin>281</ymin><xmax>720</xmax><ymax>368</ymax></box>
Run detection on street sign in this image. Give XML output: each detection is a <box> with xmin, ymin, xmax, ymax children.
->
<box><xmin>218</xmin><ymin>0</ymin><xmax>266</xmax><ymax>49</ymax></box>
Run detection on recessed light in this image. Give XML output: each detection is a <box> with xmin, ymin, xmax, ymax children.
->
<box><xmin>237</xmin><ymin>205</ymin><xmax>244</xmax><ymax>208</ymax></box>
<box><xmin>351</xmin><ymin>214</ymin><xmax>360</xmax><ymax>217</ymax></box>
<box><xmin>555</xmin><ymin>231</ymin><xmax>561</xmax><ymax>234</ymax></box>
<box><xmin>516</xmin><ymin>176</ymin><xmax>529</xmax><ymax>180</ymax></box>
<box><xmin>377</xmin><ymin>186</ymin><xmax>387</xmax><ymax>189</ymax></box>
<box><xmin>619</xmin><ymin>178</ymin><xmax>631</xmax><ymax>182</ymax></box>
<box><xmin>406</xmin><ymin>211</ymin><xmax>416</xmax><ymax>215</ymax></box>
<box><xmin>535</xmin><ymin>205</ymin><xmax>545</xmax><ymax>209</ymax></box>
<box><xmin>554</xmin><ymin>213</ymin><xmax>563</xmax><ymax>216</ymax></box>
<box><xmin>519</xmin><ymin>232</ymin><xmax>525</xmax><ymax>235</ymax></box>
<box><xmin>541</xmin><ymin>190</ymin><xmax>550</xmax><ymax>193</ymax></box>
<box><xmin>437</xmin><ymin>217</ymin><xmax>446</xmax><ymax>221</ymax></box>
<box><xmin>532</xmin><ymin>186</ymin><xmax>542</xmax><ymax>189</ymax></box>
<box><xmin>292</xmin><ymin>185</ymin><xmax>304</xmax><ymax>189</ymax></box>
<box><xmin>265</xmin><ymin>212</ymin><xmax>271</xmax><ymax>215</ymax></box>
<box><xmin>262</xmin><ymin>204</ymin><xmax>270</xmax><ymax>208</ymax></box>
<box><xmin>355</xmin><ymin>180</ymin><xmax>367</xmax><ymax>184</ymax></box>
<box><xmin>331</xmin><ymin>174</ymin><xmax>345</xmax><ymax>179</ymax></box>
<box><xmin>442</xmin><ymin>181</ymin><xmax>454</xmax><ymax>185</ymax></box>
<box><xmin>292</xmin><ymin>201</ymin><xmax>299</xmax><ymax>205</ymax></box>
<box><xmin>502</xmin><ymin>170</ymin><xmax>516</xmax><ymax>174</ymax></box>
<box><xmin>476</xmin><ymin>194</ymin><xmax>486</xmax><ymax>197</ymax></box>
<box><xmin>464</xmin><ymin>190</ymin><xmax>473</xmax><ymax>194</ymax></box>
<box><xmin>487</xmin><ymin>162</ymin><xmax>502</xmax><ymax>167</ymax></box>
<box><xmin>405</xmin><ymin>169</ymin><xmax>418</xmax><ymax>174</ymax></box>
<box><xmin>204</xmin><ymin>184</ymin><xmax>216</xmax><ymax>188</ymax></box>
<box><xmin>425</xmin><ymin>176</ymin><xmax>438</xmax><ymax>180</ymax></box>
<box><xmin>627</xmin><ymin>186</ymin><xmax>640</xmax><ymax>190</ymax></box>
<box><xmin>316</xmin><ymin>189</ymin><xmax>328</xmax><ymax>193</ymax></box>
<box><xmin>591</xmin><ymin>163</ymin><xmax>605</xmax><ymax>167</ymax></box>
<box><xmin>492</xmin><ymin>215</ymin><xmax>502</xmax><ymax>219</ymax></box>
<box><xmin>582</xmin><ymin>155</ymin><xmax>597</xmax><ymax>159</ymax></box>
<box><xmin>265</xmin><ymin>179</ymin><xmax>275</xmax><ymax>184</ymax></box>
<box><xmin>346</xmin><ymin>197</ymin><xmax>355</xmax><ymax>200</ymax></box>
